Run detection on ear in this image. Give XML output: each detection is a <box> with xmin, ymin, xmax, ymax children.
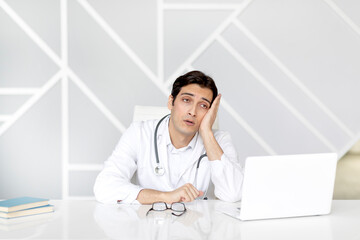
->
<box><xmin>168</xmin><ymin>95</ymin><xmax>174</xmax><ymax>111</ymax></box>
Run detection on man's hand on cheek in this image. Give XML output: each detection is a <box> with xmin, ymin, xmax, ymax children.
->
<box><xmin>199</xmin><ymin>94</ymin><xmax>221</xmax><ymax>135</ymax></box>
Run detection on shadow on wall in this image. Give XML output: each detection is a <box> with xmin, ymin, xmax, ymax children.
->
<box><xmin>333</xmin><ymin>140</ymin><xmax>360</xmax><ymax>199</ymax></box>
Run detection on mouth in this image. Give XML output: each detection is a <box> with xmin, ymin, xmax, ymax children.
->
<box><xmin>184</xmin><ymin>119</ymin><xmax>195</xmax><ymax>126</ymax></box>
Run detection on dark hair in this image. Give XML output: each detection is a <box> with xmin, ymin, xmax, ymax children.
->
<box><xmin>171</xmin><ymin>70</ymin><xmax>218</xmax><ymax>105</ymax></box>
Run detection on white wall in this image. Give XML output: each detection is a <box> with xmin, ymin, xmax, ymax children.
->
<box><xmin>1</xmin><ymin>0</ymin><xmax>360</xmax><ymax>199</ymax></box>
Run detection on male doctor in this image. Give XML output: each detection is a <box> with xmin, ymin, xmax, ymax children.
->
<box><xmin>94</xmin><ymin>71</ymin><xmax>243</xmax><ymax>204</ymax></box>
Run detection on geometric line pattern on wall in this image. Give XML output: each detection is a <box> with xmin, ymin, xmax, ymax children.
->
<box><xmin>218</xmin><ymin>35</ymin><xmax>337</xmax><ymax>152</ymax></box>
<box><xmin>232</xmin><ymin>19</ymin><xmax>355</xmax><ymax>141</ymax></box>
<box><xmin>1</xmin><ymin>0</ymin><xmax>359</xmax><ymax>199</ymax></box>
<box><xmin>164</xmin><ymin>0</ymin><xmax>253</xmax><ymax>87</ymax></box>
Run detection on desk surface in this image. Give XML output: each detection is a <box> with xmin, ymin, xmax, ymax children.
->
<box><xmin>0</xmin><ymin>200</ymin><xmax>359</xmax><ymax>239</ymax></box>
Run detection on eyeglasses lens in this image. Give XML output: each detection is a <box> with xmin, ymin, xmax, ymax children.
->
<box><xmin>153</xmin><ymin>202</ymin><xmax>167</xmax><ymax>211</ymax></box>
<box><xmin>171</xmin><ymin>203</ymin><xmax>185</xmax><ymax>212</ymax></box>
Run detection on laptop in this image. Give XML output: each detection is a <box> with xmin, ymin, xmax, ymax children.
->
<box><xmin>222</xmin><ymin>153</ymin><xmax>338</xmax><ymax>221</ymax></box>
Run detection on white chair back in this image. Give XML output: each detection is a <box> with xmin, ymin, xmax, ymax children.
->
<box><xmin>133</xmin><ymin>105</ymin><xmax>170</xmax><ymax>122</ymax></box>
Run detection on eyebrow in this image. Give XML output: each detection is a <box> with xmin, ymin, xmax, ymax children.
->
<box><xmin>180</xmin><ymin>93</ymin><xmax>211</xmax><ymax>105</ymax></box>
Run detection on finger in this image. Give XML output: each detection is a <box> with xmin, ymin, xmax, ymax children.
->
<box><xmin>186</xmin><ymin>183</ymin><xmax>200</xmax><ymax>197</ymax></box>
<box><xmin>187</xmin><ymin>185</ymin><xmax>200</xmax><ymax>200</ymax></box>
<box><xmin>207</xmin><ymin>95</ymin><xmax>221</xmax><ymax>121</ymax></box>
<box><xmin>181</xmin><ymin>190</ymin><xmax>192</xmax><ymax>202</ymax></box>
<box><xmin>184</xmin><ymin>187</ymin><xmax>196</xmax><ymax>202</ymax></box>
<box><xmin>199</xmin><ymin>191</ymin><xmax>204</xmax><ymax>197</ymax></box>
<box><xmin>191</xmin><ymin>185</ymin><xmax>202</xmax><ymax>198</ymax></box>
<box><xmin>177</xmin><ymin>185</ymin><xmax>192</xmax><ymax>202</ymax></box>
<box><xmin>215</xmin><ymin>93</ymin><xmax>221</xmax><ymax>102</ymax></box>
<box><xmin>212</xmin><ymin>94</ymin><xmax>221</xmax><ymax>110</ymax></box>
<box><xmin>211</xmin><ymin>93</ymin><xmax>220</xmax><ymax>105</ymax></box>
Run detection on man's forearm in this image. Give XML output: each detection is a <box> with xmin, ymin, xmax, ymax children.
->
<box><xmin>136</xmin><ymin>189</ymin><xmax>168</xmax><ymax>204</ymax></box>
<box><xmin>201</xmin><ymin>129</ymin><xmax>224</xmax><ymax>161</ymax></box>
<box><xmin>136</xmin><ymin>183</ymin><xmax>203</xmax><ymax>204</ymax></box>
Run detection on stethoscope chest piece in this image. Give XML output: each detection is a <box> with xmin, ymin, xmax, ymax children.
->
<box><xmin>154</xmin><ymin>165</ymin><xmax>165</xmax><ymax>176</ymax></box>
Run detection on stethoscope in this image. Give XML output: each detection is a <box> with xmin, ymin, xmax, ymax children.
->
<box><xmin>154</xmin><ymin>114</ymin><xmax>207</xmax><ymax>178</ymax></box>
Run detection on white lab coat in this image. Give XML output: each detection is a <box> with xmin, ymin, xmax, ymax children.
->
<box><xmin>94</xmin><ymin>117</ymin><xmax>244</xmax><ymax>204</ymax></box>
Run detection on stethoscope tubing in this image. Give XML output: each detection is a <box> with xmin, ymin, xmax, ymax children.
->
<box><xmin>154</xmin><ymin>114</ymin><xmax>171</xmax><ymax>165</ymax></box>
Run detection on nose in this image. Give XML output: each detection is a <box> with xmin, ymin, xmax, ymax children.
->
<box><xmin>188</xmin><ymin>104</ymin><xmax>197</xmax><ymax>117</ymax></box>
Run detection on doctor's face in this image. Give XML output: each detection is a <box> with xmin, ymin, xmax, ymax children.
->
<box><xmin>168</xmin><ymin>84</ymin><xmax>213</xmax><ymax>137</ymax></box>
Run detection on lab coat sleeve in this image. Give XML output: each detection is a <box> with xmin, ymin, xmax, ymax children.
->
<box><xmin>209</xmin><ymin>131</ymin><xmax>244</xmax><ymax>202</ymax></box>
<box><xmin>94</xmin><ymin>122</ymin><xmax>143</xmax><ymax>204</ymax></box>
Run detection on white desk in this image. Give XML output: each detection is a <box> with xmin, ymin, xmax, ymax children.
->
<box><xmin>0</xmin><ymin>200</ymin><xmax>359</xmax><ymax>239</ymax></box>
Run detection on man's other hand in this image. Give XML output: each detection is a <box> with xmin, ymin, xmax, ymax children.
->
<box><xmin>164</xmin><ymin>183</ymin><xmax>204</xmax><ymax>203</ymax></box>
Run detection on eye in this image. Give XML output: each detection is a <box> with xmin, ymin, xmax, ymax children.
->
<box><xmin>183</xmin><ymin>98</ymin><xmax>190</xmax><ymax>103</ymax></box>
<box><xmin>200</xmin><ymin>104</ymin><xmax>209</xmax><ymax>109</ymax></box>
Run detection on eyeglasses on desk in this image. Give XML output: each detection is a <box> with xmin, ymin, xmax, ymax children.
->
<box><xmin>146</xmin><ymin>202</ymin><xmax>186</xmax><ymax>217</ymax></box>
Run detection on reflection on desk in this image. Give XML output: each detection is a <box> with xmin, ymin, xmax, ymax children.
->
<box><xmin>0</xmin><ymin>200</ymin><xmax>360</xmax><ymax>239</ymax></box>
<box><xmin>94</xmin><ymin>201</ymin><xmax>211</xmax><ymax>240</ymax></box>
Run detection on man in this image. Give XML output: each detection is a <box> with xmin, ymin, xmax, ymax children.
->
<box><xmin>94</xmin><ymin>71</ymin><xmax>243</xmax><ymax>204</ymax></box>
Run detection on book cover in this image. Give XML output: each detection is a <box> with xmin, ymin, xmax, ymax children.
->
<box><xmin>0</xmin><ymin>205</ymin><xmax>54</xmax><ymax>219</ymax></box>
<box><xmin>0</xmin><ymin>197</ymin><xmax>49</xmax><ymax>213</ymax></box>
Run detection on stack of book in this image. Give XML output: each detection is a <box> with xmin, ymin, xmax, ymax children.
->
<box><xmin>0</xmin><ymin>197</ymin><xmax>54</xmax><ymax>219</ymax></box>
